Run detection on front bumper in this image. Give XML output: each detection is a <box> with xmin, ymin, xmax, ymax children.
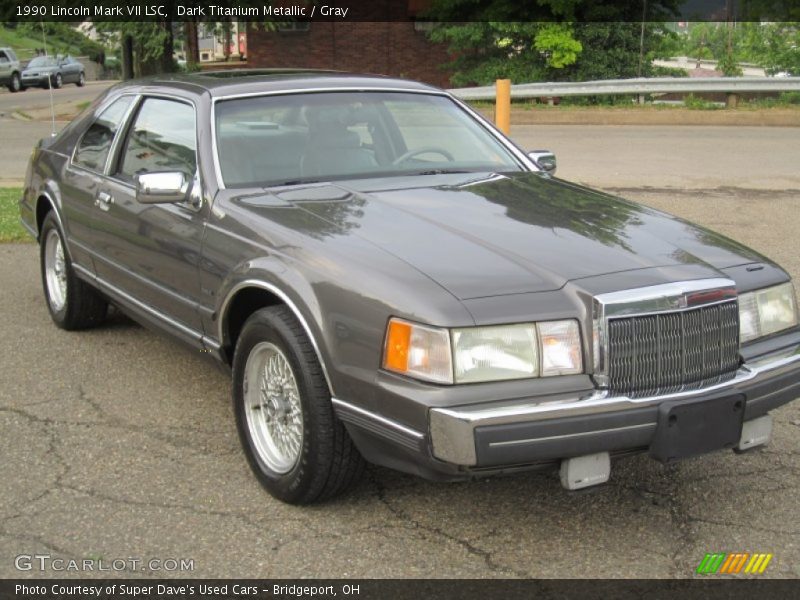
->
<box><xmin>21</xmin><ymin>74</ymin><xmax>53</xmax><ymax>87</ymax></box>
<box><xmin>429</xmin><ymin>338</ymin><xmax>800</xmax><ymax>467</ymax></box>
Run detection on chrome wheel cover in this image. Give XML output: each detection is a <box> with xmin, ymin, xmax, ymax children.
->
<box><xmin>44</xmin><ymin>228</ymin><xmax>67</xmax><ymax>312</ymax></box>
<box><xmin>243</xmin><ymin>342</ymin><xmax>304</xmax><ymax>473</ymax></box>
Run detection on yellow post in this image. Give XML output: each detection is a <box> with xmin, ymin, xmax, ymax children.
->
<box><xmin>495</xmin><ymin>79</ymin><xmax>511</xmax><ymax>135</ymax></box>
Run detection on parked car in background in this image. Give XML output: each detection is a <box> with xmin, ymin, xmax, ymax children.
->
<box><xmin>18</xmin><ymin>70</ymin><xmax>800</xmax><ymax>505</ymax></box>
<box><xmin>21</xmin><ymin>55</ymin><xmax>85</xmax><ymax>89</ymax></box>
<box><xmin>0</xmin><ymin>47</ymin><xmax>22</xmax><ymax>92</ymax></box>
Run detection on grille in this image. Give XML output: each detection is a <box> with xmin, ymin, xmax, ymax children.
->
<box><xmin>606</xmin><ymin>301</ymin><xmax>740</xmax><ymax>398</ymax></box>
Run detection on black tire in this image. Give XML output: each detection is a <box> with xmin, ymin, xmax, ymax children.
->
<box><xmin>53</xmin><ymin>73</ymin><xmax>62</xmax><ymax>89</ymax></box>
<box><xmin>233</xmin><ymin>306</ymin><xmax>365</xmax><ymax>504</ymax></box>
<box><xmin>76</xmin><ymin>72</ymin><xmax>85</xmax><ymax>87</ymax></box>
<box><xmin>8</xmin><ymin>72</ymin><xmax>20</xmax><ymax>93</ymax></box>
<box><xmin>39</xmin><ymin>213</ymin><xmax>107</xmax><ymax>330</ymax></box>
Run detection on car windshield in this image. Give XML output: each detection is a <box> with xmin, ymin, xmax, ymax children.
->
<box><xmin>27</xmin><ymin>57</ymin><xmax>55</xmax><ymax>68</ymax></box>
<box><xmin>214</xmin><ymin>91</ymin><xmax>523</xmax><ymax>187</ymax></box>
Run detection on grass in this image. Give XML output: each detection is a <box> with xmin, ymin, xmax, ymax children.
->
<box><xmin>0</xmin><ymin>188</ymin><xmax>31</xmax><ymax>243</ymax></box>
<box><xmin>0</xmin><ymin>25</ymin><xmax>92</xmax><ymax>61</ymax></box>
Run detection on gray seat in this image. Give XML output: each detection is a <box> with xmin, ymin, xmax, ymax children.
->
<box><xmin>300</xmin><ymin>107</ymin><xmax>377</xmax><ymax>178</ymax></box>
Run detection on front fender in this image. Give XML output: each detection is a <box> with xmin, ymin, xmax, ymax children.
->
<box><xmin>215</xmin><ymin>257</ymin><xmax>336</xmax><ymax>394</ymax></box>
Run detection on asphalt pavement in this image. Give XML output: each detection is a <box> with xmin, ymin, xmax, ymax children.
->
<box><xmin>0</xmin><ymin>81</ymin><xmax>115</xmax><ymax>114</ymax></box>
<box><xmin>1</xmin><ymin>119</ymin><xmax>799</xmax><ymax>578</ymax></box>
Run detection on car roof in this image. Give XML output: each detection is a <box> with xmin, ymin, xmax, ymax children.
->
<box><xmin>116</xmin><ymin>69</ymin><xmax>442</xmax><ymax>98</ymax></box>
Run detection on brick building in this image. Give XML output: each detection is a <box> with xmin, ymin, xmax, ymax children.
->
<box><xmin>246</xmin><ymin>19</ymin><xmax>453</xmax><ymax>88</ymax></box>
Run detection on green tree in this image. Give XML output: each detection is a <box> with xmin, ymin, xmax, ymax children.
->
<box><xmin>683</xmin><ymin>22</ymin><xmax>742</xmax><ymax>75</ymax></box>
<box><xmin>423</xmin><ymin>0</ymin><xmax>682</xmax><ymax>86</ymax></box>
<box><xmin>95</xmin><ymin>22</ymin><xmax>177</xmax><ymax>78</ymax></box>
<box><xmin>740</xmin><ymin>22</ymin><xmax>800</xmax><ymax>76</ymax></box>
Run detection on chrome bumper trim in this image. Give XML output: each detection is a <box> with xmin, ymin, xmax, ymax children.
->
<box><xmin>332</xmin><ymin>398</ymin><xmax>425</xmax><ymax>453</ymax></box>
<box><xmin>430</xmin><ymin>344</ymin><xmax>800</xmax><ymax>466</ymax></box>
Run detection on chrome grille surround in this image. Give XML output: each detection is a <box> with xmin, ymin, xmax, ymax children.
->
<box><xmin>592</xmin><ymin>279</ymin><xmax>740</xmax><ymax>399</ymax></box>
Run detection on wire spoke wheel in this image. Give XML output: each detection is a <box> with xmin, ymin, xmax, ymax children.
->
<box><xmin>244</xmin><ymin>341</ymin><xmax>304</xmax><ymax>474</ymax></box>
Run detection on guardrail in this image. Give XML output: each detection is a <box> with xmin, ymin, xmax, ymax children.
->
<box><xmin>449</xmin><ymin>76</ymin><xmax>800</xmax><ymax>101</ymax></box>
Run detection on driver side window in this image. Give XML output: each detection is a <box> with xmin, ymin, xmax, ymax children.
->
<box><xmin>117</xmin><ymin>97</ymin><xmax>197</xmax><ymax>182</ymax></box>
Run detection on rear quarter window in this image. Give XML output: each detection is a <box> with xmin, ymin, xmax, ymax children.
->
<box><xmin>73</xmin><ymin>96</ymin><xmax>134</xmax><ymax>172</ymax></box>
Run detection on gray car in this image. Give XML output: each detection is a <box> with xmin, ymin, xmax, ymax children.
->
<box><xmin>21</xmin><ymin>55</ymin><xmax>85</xmax><ymax>89</ymax></box>
<box><xmin>19</xmin><ymin>71</ymin><xmax>800</xmax><ymax>504</ymax></box>
<box><xmin>0</xmin><ymin>47</ymin><xmax>22</xmax><ymax>92</ymax></box>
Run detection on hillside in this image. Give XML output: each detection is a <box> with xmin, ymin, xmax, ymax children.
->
<box><xmin>0</xmin><ymin>23</ymin><xmax>103</xmax><ymax>61</ymax></box>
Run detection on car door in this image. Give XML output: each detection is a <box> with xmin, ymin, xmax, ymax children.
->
<box><xmin>61</xmin><ymin>95</ymin><xmax>137</xmax><ymax>272</ymax></box>
<box><xmin>0</xmin><ymin>50</ymin><xmax>11</xmax><ymax>83</ymax></box>
<box><xmin>65</xmin><ymin>57</ymin><xmax>81</xmax><ymax>82</ymax></box>
<box><xmin>90</xmin><ymin>95</ymin><xmax>207</xmax><ymax>334</ymax></box>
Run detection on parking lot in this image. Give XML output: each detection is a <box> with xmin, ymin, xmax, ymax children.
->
<box><xmin>1</xmin><ymin>108</ymin><xmax>799</xmax><ymax>577</ymax></box>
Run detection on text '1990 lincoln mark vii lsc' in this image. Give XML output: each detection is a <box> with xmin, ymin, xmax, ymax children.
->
<box><xmin>19</xmin><ymin>70</ymin><xmax>800</xmax><ymax>504</ymax></box>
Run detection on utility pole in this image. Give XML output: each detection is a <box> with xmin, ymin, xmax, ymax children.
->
<box><xmin>637</xmin><ymin>0</ymin><xmax>648</xmax><ymax>78</ymax></box>
<box><xmin>637</xmin><ymin>0</ymin><xmax>648</xmax><ymax>105</ymax></box>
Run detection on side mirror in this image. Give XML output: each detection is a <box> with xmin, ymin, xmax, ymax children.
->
<box><xmin>135</xmin><ymin>171</ymin><xmax>190</xmax><ymax>204</ymax></box>
<box><xmin>528</xmin><ymin>150</ymin><xmax>557</xmax><ymax>175</ymax></box>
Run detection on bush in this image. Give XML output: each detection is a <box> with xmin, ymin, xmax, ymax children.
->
<box><xmin>683</xmin><ymin>94</ymin><xmax>721</xmax><ymax>110</ymax></box>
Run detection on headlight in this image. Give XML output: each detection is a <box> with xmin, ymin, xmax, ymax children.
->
<box><xmin>739</xmin><ymin>282</ymin><xmax>798</xmax><ymax>343</ymax></box>
<box><xmin>383</xmin><ymin>318</ymin><xmax>583</xmax><ymax>384</ymax></box>
<box><xmin>453</xmin><ymin>324</ymin><xmax>539</xmax><ymax>383</ymax></box>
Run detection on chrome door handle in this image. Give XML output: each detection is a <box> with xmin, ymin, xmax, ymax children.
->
<box><xmin>95</xmin><ymin>191</ymin><xmax>114</xmax><ymax>211</ymax></box>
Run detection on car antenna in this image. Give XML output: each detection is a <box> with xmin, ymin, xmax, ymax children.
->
<box><xmin>39</xmin><ymin>20</ymin><xmax>57</xmax><ymax>137</ymax></box>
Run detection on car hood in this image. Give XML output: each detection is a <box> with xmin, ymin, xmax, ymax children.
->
<box><xmin>23</xmin><ymin>66</ymin><xmax>57</xmax><ymax>73</ymax></box>
<box><xmin>277</xmin><ymin>172</ymin><xmax>769</xmax><ymax>300</ymax></box>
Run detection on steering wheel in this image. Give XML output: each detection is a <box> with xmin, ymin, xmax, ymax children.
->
<box><xmin>392</xmin><ymin>146</ymin><xmax>455</xmax><ymax>166</ymax></box>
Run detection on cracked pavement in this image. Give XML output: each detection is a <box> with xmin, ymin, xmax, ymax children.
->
<box><xmin>2</xmin><ymin>126</ymin><xmax>800</xmax><ymax>578</ymax></box>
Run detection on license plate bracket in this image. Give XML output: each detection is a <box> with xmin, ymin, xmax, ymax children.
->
<box><xmin>649</xmin><ymin>394</ymin><xmax>745</xmax><ymax>464</ymax></box>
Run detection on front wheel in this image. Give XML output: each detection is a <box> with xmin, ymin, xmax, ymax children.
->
<box><xmin>40</xmin><ymin>213</ymin><xmax>107</xmax><ymax>330</ymax></box>
<box><xmin>76</xmin><ymin>72</ymin><xmax>85</xmax><ymax>87</ymax></box>
<box><xmin>233</xmin><ymin>306</ymin><xmax>365</xmax><ymax>504</ymax></box>
<box><xmin>53</xmin><ymin>73</ymin><xmax>62</xmax><ymax>89</ymax></box>
<box><xmin>8</xmin><ymin>72</ymin><xmax>20</xmax><ymax>92</ymax></box>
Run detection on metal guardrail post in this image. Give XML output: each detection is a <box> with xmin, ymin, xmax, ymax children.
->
<box><xmin>495</xmin><ymin>79</ymin><xmax>511</xmax><ymax>134</ymax></box>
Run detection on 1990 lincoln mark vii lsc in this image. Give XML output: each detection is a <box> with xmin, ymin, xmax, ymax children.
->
<box><xmin>19</xmin><ymin>70</ymin><xmax>800</xmax><ymax>504</ymax></box>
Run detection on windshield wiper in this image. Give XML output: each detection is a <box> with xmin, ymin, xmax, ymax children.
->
<box><xmin>270</xmin><ymin>179</ymin><xmax>321</xmax><ymax>187</ymax></box>
<box><xmin>406</xmin><ymin>169</ymin><xmax>473</xmax><ymax>176</ymax></box>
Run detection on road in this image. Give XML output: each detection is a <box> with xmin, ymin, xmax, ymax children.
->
<box><xmin>1</xmin><ymin>121</ymin><xmax>799</xmax><ymax>578</ymax></box>
<box><xmin>0</xmin><ymin>81</ymin><xmax>115</xmax><ymax>186</ymax></box>
<box><xmin>0</xmin><ymin>81</ymin><xmax>114</xmax><ymax>114</ymax></box>
<box><xmin>2</xmin><ymin>110</ymin><xmax>799</xmax><ymax>190</ymax></box>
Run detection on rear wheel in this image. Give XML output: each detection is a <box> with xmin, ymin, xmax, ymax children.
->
<box><xmin>233</xmin><ymin>306</ymin><xmax>365</xmax><ymax>504</ymax></box>
<box><xmin>40</xmin><ymin>213</ymin><xmax>107</xmax><ymax>330</ymax></box>
<box><xmin>76</xmin><ymin>72</ymin><xmax>85</xmax><ymax>87</ymax></box>
<box><xmin>8</xmin><ymin>72</ymin><xmax>20</xmax><ymax>92</ymax></box>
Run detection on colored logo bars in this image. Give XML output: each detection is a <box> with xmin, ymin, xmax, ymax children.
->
<box><xmin>696</xmin><ymin>553</ymin><xmax>773</xmax><ymax>575</ymax></box>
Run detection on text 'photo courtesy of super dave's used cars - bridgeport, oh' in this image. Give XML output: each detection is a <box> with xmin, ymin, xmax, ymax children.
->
<box><xmin>18</xmin><ymin>69</ymin><xmax>800</xmax><ymax>505</ymax></box>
